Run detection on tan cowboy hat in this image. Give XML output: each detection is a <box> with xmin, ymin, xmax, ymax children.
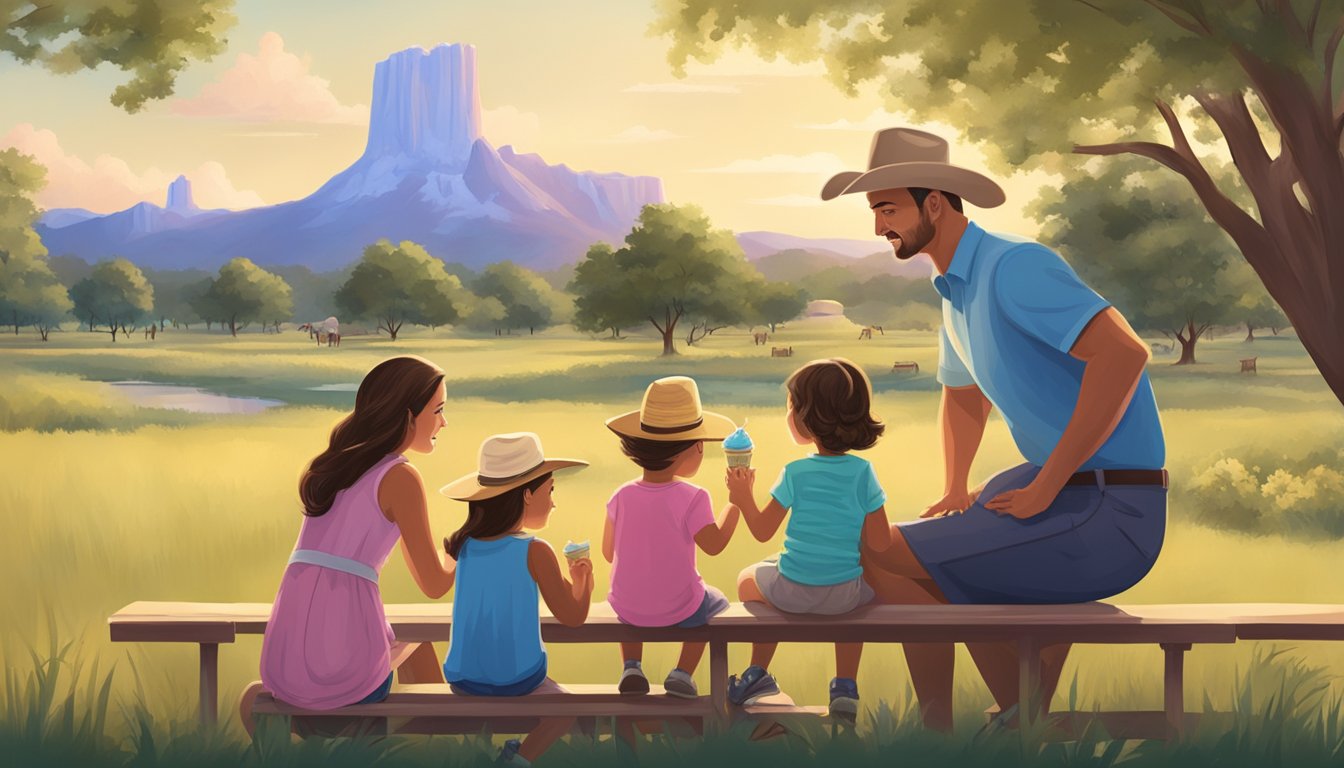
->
<box><xmin>440</xmin><ymin>432</ymin><xmax>587</xmax><ymax>501</ymax></box>
<box><xmin>820</xmin><ymin>127</ymin><xmax>1006</xmax><ymax>208</ymax></box>
<box><xmin>606</xmin><ymin>376</ymin><xmax>736</xmax><ymax>441</ymax></box>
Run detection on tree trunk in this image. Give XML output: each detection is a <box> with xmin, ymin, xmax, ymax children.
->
<box><xmin>1271</xmin><ymin>326</ymin><xmax>1280</xmax><ymax>336</ymax></box>
<box><xmin>662</xmin><ymin>327</ymin><xmax>677</xmax><ymax>355</ymax></box>
<box><xmin>229</xmin><ymin>315</ymin><xmax>238</xmax><ymax>337</ymax></box>
<box><xmin>1174</xmin><ymin>320</ymin><xmax>1201</xmax><ymax>365</ymax></box>
<box><xmin>1245</xmin><ymin>322</ymin><xmax>1255</xmax><ymax>342</ymax></box>
<box><xmin>110</xmin><ymin>322</ymin><xmax>118</xmax><ymax>342</ymax></box>
<box><xmin>769</xmin><ymin>322</ymin><xmax>778</xmax><ymax>333</ymax></box>
<box><xmin>12</xmin><ymin>310</ymin><xmax>18</xmax><ymax>334</ymax></box>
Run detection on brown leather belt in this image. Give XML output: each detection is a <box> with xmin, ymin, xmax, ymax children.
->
<box><xmin>1064</xmin><ymin>469</ymin><xmax>1168</xmax><ymax>489</ymax></box>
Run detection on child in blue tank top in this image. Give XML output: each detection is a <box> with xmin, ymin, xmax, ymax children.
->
<box><xmin>440</xmin><ymin>433</ymin><xmax>592</xmax><ymax>767</ymax></box>
<box><xmin>725</xmin><ymin>358</ymin><xmax>893</xmax><ymax>724</ymax></box>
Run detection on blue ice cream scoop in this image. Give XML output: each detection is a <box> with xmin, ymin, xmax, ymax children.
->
<box><xmin>723</xmin><ymin>425</ymin><xmax>753</xmax><ymax>451</ymax></box>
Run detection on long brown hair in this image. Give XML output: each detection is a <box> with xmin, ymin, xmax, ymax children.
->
<box><xmin>444</xmin><ymin>473</ymin><xmax>552</xmax><ymax>559</ymax></box>
<box><xmin>299</xmin><ymin>356</ymin><xmax>445</xmax><ymax>517</ymax></box>
<box><xmin>786</xmin><ymin>358</ymin><xmax>884</xmax><ymax>453</ymax></box>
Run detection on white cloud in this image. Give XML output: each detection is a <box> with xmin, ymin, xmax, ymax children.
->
<box><xmin>481</xmin><ymin>105</ymin><xmax>541</xmax><ymax>150</ymax></box>
<box><xmin>604</xmin><ymin>126</ymin><xmax>680</xmax><ymax>144</ymax></box>
<box><xmin>624</xmin><ymin>82</ymin><xmax>740</xmax><ymax>94</ymax></box>
<box><xmin>171</xmin><ymin>32</ymin><xmax>366</xmax><ymax>124</ymax></box>
<box><xmin>747</xmin><ymin>194</ymin><xmax>825</xmax><ymax>207</ymax></box>
<box><xmin>694</xmin><ymin>152</ymin><xmax>845</xmax><ymax>174</ymax></box>
<box><xmin>802</xmin><ymin>109</ymin><xmax>908</xmax><ymax>132</ymax></box>
<box><xmin>1</xmin><ymin>123</ymin><xmax>266</xmax><ymax>212</ymax></box>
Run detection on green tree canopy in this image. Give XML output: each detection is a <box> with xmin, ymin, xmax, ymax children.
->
<box><xmin>335</xmin><ymin>240</ymin><xmax>469</xmax><ymax>341</ymax></box>
<box><xmin>569</xmin><ymin>204</ymin><xmax>755</xmax><ymax>355</ymax></box>
<box><xmin>656</xmin><ymin>0</ymin><xmax>1344</xmax><ymax>405</ymax></box>
<box><xmin>69</xmin><ymin>258</ymin><xmax>153</xmax><ymax>342</ymax></box>
<box><xmin>1031</xmin><ymin>159</ymin><xmax>1243</xmax><ymax>364</ymax></box>
<box><xmin>195</xmin><ymin>258</ymin><xmax>292</xmax><ymax>336</ymax></box>
<box><xmin>2</xmin><ymin>0</ymin><xmax>236</xmax><ymax>112</ymax></box>
<box><xmin>749</xmin><ymin>282</ymin><xmax>808</xmax><ymax>333</ymax></box>
<box><xmin>473</xmin><ymin>261</ymin><xmax>567</xmax><ymax>335</ymax></box>
<box><xmin>0</xmin><ymin>148</ymin><xmax>70</xmax><ymax>340</ymax></box>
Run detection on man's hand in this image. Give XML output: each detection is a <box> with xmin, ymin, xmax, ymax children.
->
<box><xmin>983</xmin><ymin>480</ymin><xmax>1062</xmax><ymax>520</ymax></box>
<box><xmin>921</xmin><ymin>483</ymin><xmax>985</xmax><ymax>518</ymax></box>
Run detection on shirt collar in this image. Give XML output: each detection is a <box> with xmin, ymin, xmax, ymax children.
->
<box><xmin>930</xmin><ymin>221</ymin><xmax>985</xmax><ymax>300</ymax></box>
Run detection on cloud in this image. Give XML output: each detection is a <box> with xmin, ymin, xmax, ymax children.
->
<box><xmin>802</xmin><ymin>109</ymin><xmax>908</xmax><ymax>132</ymax></box>
<box><xmin>694</xmin><ymin>152</ymin><xmax>845</xmax><ymax>174</ymax></box>
<box><xmin>624</xmin><ymin>82</ymin><xmax>740</xmax><ymax>94</ymax></box>
<box><xmin>1</xmin><ymin>123</ymin><xmax>266</xmax><ymax>212</ymax></box>
<box><xmin>482</xmin><ymin>105</ymin><xmax>541</xmax><ymax>150</ymax></box>
<box><xmin>171</xmin><ymin>32</ymin><xmax>366</xmax><ymax>124</ymax></box>
<box><xmin>747</xmin><ymin>195</ymin><xmax>825</xmax><ymax>207</ymax></box>
<box><xmin>604</xmin><ymin>126</ymin><xmax>680</xmax><ymax>144</ymax></box>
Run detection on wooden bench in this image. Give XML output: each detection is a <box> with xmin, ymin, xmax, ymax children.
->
<box><xmin>109</xmin><ymin>601</ymin><xmax>1344</xmax><ymax>739</ymax></box>
<box><xmin>891</xmin><ymin>360</ymin><xmax>920</xmax><ymax>373</ymax></box>
<box><xmin>1240</xmin><ymin>357</ymin><xmax>1258</xmax><ymax>373</ymax></box>
<box><xmin>771</xmin><ymin>346</ymin><xmax>793</xmax><ymax>357</ymax></box>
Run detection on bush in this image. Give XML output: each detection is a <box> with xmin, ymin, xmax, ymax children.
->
<box><xmin>1185</xmin><ymin>447</ymin><xmax>1344</xmax><ymax>539</ymax></box>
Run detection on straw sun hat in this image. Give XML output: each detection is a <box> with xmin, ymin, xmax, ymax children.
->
<box><xmin>605</xmin><ymin>376</ymin><xmax>736</xmax><ymax>441</ymax></box>
<box><xmin>440</xmin><ymin>432</ymin><xmax>587</xmax><ymax>501</ymax></box>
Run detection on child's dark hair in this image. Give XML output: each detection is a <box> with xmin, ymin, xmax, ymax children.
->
<box><xmin>618</xmin><ymin>435</ymin><xmax>698</xmax><ymax>471</ymax></box>
<box><xmin>786</xmin><ymin>358</ymin><xmax>884</xmax><ymax>453</ymax></box>
<box><xmin>444</xmin><ymin>472</ymin><xmax>552</xmax><ymax>559</ymax></box>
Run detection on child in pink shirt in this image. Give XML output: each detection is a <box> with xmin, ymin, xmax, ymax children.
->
<box><xmin>603</xmin><ymin>376</ymin><xmax>741</xmax><ymax>697</ymax></box>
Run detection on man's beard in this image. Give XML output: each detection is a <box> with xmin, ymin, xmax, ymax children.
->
<box><xmin>889</xmin><ymin>209</ymin><xmax>936</xmax><ymax>260</ymax></box>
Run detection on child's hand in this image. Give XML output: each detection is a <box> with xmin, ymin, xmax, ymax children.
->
<box><xmin>725</xmin><ymin>466</ymin><xmax>755</xmax><ymax>500</ymax></box>
<box><xmin>567</xmin><ymin>557</ymin><xmax>593</xmax><ymax>596</ymax></box>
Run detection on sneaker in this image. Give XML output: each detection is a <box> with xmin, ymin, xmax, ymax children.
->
<box><xmin>663</xmin><ymin>668</ymin><xmax>698</xmax><ymax>699</ymax></box>
<box><xmin>496</xmin><ymin>738</ymin><xmax>531</xmax><ymax>766</ymax></box>
<box><xmin>619</xmin><ymin>660</ymin><xmax>650</xmax><ymax>695</ymax></box>
<box><xmin>727</xmin><ymin>664</ymin><xmax>780</xmax><ymax>706</ymax></box>
<box><xmin>828</xmin><ymin>677</ymin><xmax>859</xmax><ymax>724</ymax></box>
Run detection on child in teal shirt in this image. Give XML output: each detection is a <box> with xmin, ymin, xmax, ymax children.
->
<box><xmin>725</xmin><ymin>358</ymin><xmax>893</xmax><ymax>723</ymax></box>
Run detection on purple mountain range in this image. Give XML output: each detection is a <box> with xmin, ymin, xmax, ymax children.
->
<box><xmin>36</xmin><ymin>44</ymin><xmax>666</xmax><ymax>271</ymax></box>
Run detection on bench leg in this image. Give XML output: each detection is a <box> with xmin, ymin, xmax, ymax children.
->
<box><xmin>199</xmin><ymin>642</ymin><xmax>219</xmax><ymax>725</ymax></box>
<box><xmin>1162</xmin><ymin>643</ymin><xmax>1191</xmax><ymax>738</ymax></box>
<box><xmin>1017</xmin><ymin>636</ymin><xmax>1040</xmax><ymax>734</ymax></box>
<box><xmin>709</xmin><ymin>640</ymin><xmax>728</xmax><ymax>722</ymax></box>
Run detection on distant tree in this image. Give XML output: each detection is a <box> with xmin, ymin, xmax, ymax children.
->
<box><xmin>335</xmin><ymin>240</ymin><xmax>469</xmax><ymax>341</ymax></box>
<box><xmin>459</xmin><ymin>295</ymin><xmax>508</xmax><ymax>334</ymax></box>
<box><xmin>657</xmin><ymin>0</ymin><xmax>1344</xmax><ymax>406</ymax></box>
<box><xmin>144</xmin><ymin>268</ymin><xmax>210</xmax><ymax>330</ymax></box>
<box><xmin>0</xmin><ymin>148</ymin><xmax>71</xmax><ymax>339</ymax></box>
<box><xmin>197</xmin><ymin>258</ymin><xmax>292</xmax><ymax>337</ymax></box>
<box><xmin>2</xmin><ymin>0</ymin><xmax>235</xmax><ymax>112</ymax></box>
<box><xmin>1228</xmin><ymin>262</ymin><xmax>1289</xmax><ymax>342</ymax></box>
<box><xmin>69</xmin><ymin>258</ymin><xmax>154</xmax><ymax>342</ymax></box>
<box><xmin>569</xmin><ymin>204</ymin><xmax>753</xmax><ymax>356</ymax></box>
<box><xmin>749</xmin><ymin>282</ymin><xmax>808</xmax><ymax>333</ymax></box>
<box><xmin>1032</xmin><ymin>160</ymin><xmax>1241</xmax><ymax>364</ymax></box>
<box><xmin>569</xmin><ymin>244</ymin><xmax>640</xmax><ymax>338</ymax></box>
<box><xmin>266</xmin><ymin>265</ymin><xmax>346</xmax><ymax>330</ymax></box>
<box><xmin>473</xmin><ymin>261</ymin><xmax>566</xmax><ymax>335</ymax></box>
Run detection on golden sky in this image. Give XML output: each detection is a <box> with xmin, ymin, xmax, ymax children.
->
<box><xmin>0</xmin><ymin>0</ymin><xmax>1053</xmax><ymax>241</ymax></box>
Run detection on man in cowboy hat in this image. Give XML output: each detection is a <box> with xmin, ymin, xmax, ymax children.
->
<box><xmin>824</xmin><ymin>127</ymin><xmax>1167</xmax><ymax>731</ymax></box>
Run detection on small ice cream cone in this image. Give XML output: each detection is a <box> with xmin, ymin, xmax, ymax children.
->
<box><xmin>723</xmin><ymin>421</ymin><xmax>753</xmax><ymax>469</ymax></box>
<box><xmin>563</xmin><ymin>540</ymin><xmax>590</xmax><ymax>563</ymax></box>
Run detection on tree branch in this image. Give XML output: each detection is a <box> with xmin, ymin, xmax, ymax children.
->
<box><xmin>1307</xmin><ymin>0</ymin><xmax>1323</xmax><ymax>43</ymax></box>
<box><xmin>1276</xmin><ymin>0</ymin><xmax>1309</xmax><ymax>45</ymax></box>
<box><xmin>1325</xmin><ymin>17</ymin><xmax>1344</xmax><ymax>126</ymax></box>
<box><xmin>1144</xmin><ymin>0</ymin><xmax>1212</xmax><ymax>36</ymax></box>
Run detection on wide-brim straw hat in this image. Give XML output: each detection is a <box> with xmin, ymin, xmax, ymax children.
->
<box><xmin>820</xmin><ymin>127</ymin><xmax>1005</xmax><ymax>208</ymax></box>
<box><xmin>606</xmin><ymin>376</ymin><xmax>736</xmax><ymax>441</ymax></box>
<box><xmin>440</xmin><ymin>432</ymin><xmax>587</xmax><ymax>501</ymax></box>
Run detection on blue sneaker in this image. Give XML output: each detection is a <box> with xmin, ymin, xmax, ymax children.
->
<box><xmin>496</xmin><ymin>738</ymin><xmax>530</xmax><ymax>766</ymax></box>
<box><xmin>619</xmin><ymin>659</ymin><xmax>649</xmax><ymax>695</ymax></box>
<box><xmin>727</xmin><ymin>664</ymin><xmax>780</xmax><ymax>706</ymax></box>
<box><xmin>829</xmin><ymin>677</ymin><xmax>859</xmax><ymax>724</ymax></box>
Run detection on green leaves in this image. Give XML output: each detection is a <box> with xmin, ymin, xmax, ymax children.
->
<box><xmin>334</xmin><ymin>240</ymin><xmax>470</xmax><ymax>340</ymax></box>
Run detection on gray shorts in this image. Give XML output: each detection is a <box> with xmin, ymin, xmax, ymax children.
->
<box><xmin>749</xmin><ymin>559</ymin><xmax>875</xmax><ymax>615</ymax></box>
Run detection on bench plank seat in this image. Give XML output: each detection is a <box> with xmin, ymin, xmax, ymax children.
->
<box><xmin>253</xmin><ymin>683</ymin><xmax>713</xmax><ymax>719</ymax></box>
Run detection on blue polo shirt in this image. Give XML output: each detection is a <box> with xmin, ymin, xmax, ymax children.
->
<box><xmin>934</xmin><ymin>222</ymin><xmax>1164</xmax><ymax>470</ymax></box>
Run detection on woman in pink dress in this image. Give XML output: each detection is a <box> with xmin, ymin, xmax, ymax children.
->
<box><xmin>242</xmin><ymin>356</ymin><xmax>457</xmax><ymax>729</ymax></box>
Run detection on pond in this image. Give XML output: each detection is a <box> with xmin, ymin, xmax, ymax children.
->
<box><xmin>107</xmin><ymin>381</ymin><xmax>285</xmax><ymax>414</ymax></box>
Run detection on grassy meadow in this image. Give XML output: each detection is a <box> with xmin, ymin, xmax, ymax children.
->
<box><xmin>2</xmin><ymin>319</ymin><xmax>1343</xmax><ymax>764</ymax></box>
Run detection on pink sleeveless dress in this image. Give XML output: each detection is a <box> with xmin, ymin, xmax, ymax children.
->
<box><xmin>259</xmin><ymin>453</ymin><xmax>407</xmax><ymax>708</ymax></box>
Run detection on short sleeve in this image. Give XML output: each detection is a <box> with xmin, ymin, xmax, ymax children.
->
<box><xmin>860</xmin><ymin>461</ymin><xmax>886</xmax><ymax>514</ymax></box>
<box><xmin>769</xmin><ymin>465</ymin><xmax>793</xmax><ymax>509</ymax></box>
<box><xmin>937</xmin><ymin>324</ymin><xmax>976</xmax><ymax>388</ymax></box>
<box><xmin>605</xmin><ymin>491</ymin><xmax>620</xmax><ymax>523</ymax></box>
<box><xmin>994</xmin><ymin>245</ymin><xmax>1110</xmax><ymax>354</ymax></box>
<box><xmin>684</xmin><ymin>486</ymin><xmax>715</xmax><ymax>538</ymax></box>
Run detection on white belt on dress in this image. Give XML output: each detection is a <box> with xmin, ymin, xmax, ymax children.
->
<box><xmin>288</xmin><ymin>549</ymin><xmax>379</xmax><ymax>584</ymax></box>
